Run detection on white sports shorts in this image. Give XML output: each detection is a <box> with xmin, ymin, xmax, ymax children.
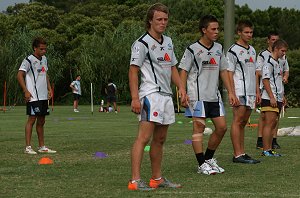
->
<box><xmin>238</xmin><ymin>95</ymin><xmax>256</xmax><ymax>109</ymax></box>
<box><xmin>139</xmin><ymin>92</ymin><xmax>175</xmax><ymax>125</ymax></box>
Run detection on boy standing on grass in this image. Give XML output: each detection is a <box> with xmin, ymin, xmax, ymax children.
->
<box><xmin>70</xmin><ymin>75</ymin><xmax>81</xmax><ymax>112</ymax></box>
<box><xmin>179</xmin><ymin>15</ymin><xmax>238</xmax><ymax>175</ymax></box>
<box><xmin>255</xmin><ymin>32</ymin><xmax>289</xmax><ymax>150</ymax></box>
<box><xmin>128</xmin><ymin>3</ymin><xmax>186</xmax><ymax>191</ymax></box>
<box><xmin>260</xmin><ymin>39</ymin><xmax>288</xmax><ymax>157</ymax></box>
<box><xmin>17</xmin><ymin>37</ymin><xmax>56</xmax><ymax>155</ymax></box>
<box><xmin>226</xmin><ymin>20</ymin><xmax>260</xmax><ymax>164</ymax></box>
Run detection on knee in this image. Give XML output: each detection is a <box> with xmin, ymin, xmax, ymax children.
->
<box><xmin>36</xmin><ymin>118</ymin><xmax>45</xmax><ymax>126</ymax></box>
<box><xmin>215</xmin><ymin>125</ymin><xmax>227</xmax><ymax>135</ymax></box>
<box><xmin>152</xmin><ymin>135</ymin><xmax>166</xmax><ymax>145</ymax></box>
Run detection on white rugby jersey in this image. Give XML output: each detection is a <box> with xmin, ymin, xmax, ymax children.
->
<box><xmin>261</xmin><ymin>56</ymin><xmax>284</xmax><ymax>102</ymax></box>
<box><xmin>179</xmin><ymin>41</ymin><xmax>227</xmax><ymax>102</ymax></box>
<box><xmin>227</xmin><ymin>43</ymin><xmax>256</xmax><ymax>96</ymax></box>
<box><xmin>256</xmin><ymin>49</ymin><xmax>289</xmax><ymax>71</ymax></box>
<box><xmin>130</xmin><ymin>32</ymin><xmax>178</xmax><ymax>99</ymax></box>
<box><xmin>19</xmin><ymin>55</ymin><xmax>48</xmax><ymax>102</ymax></box>
<box><xmin>71</xmin><ymin>80</ymin><xmax>81</xmax><ymax>95</ymax></box>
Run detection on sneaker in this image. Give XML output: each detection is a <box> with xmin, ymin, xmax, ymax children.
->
<box><xmin>74</xmin><ymin>109</ymin><xmax>79</xmax><ymax>112</ymax></box>
<box><xmin>128</xmin><ymin>179</ymin><xmax>154</xmax><ymax>191</ymax></box>
<box><xmin>205</xmin><ymin>158</ymin><xmax>225</xmax><ymax>173</ymax></box>
<box><xmin>197</xmin><ymin>162</ymin><xmax>217</xmax><ymax>175</ymax></box>
<box><xmin>24</xmin><ymin>146</ymin><xmax>37</xmax><ymax>155</ymax></box>
<box><xmin>256</xmin><ymin>140</ymin><xmax>263</xmax><ymax>149</ymax></box>
<box><xmin>115</xmin><ymin>111</ymin><xmax>118</xmax><ymax>114</ymax></box>
<box><xmin>272</xmin><ymin>141</ymin><xmax>281</xmax><ymax>149</ymax></box>
<box><xmin>262</xmin><ymin>150</ymin><xmax>282</xmax><ymax>157</ymax></box>
<box><xmin>38</xmin><ymin>146</ymin><xmax>57</xmax><ymax>154</ymax></box>
<box><xmin>149</xmin><ymin>177</ymin><xmax>182</xmax><ymax>188</ymax></box>
<box><xmin>233</xmin><ymin>154</ymin><xmax>260</xmax><ymax>164</ymax></box>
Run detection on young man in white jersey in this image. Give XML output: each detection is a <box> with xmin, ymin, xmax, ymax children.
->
<box><xmin>227</xmin><ymin>20</ymin><xmax>260</xmax><ymax>164</ymax></box>
<box><xmin>128</xmin><ymin>3</ymin><xmax>186</xmax><ymax>191</ymax></box>
<box><xmin>255</xmin><ymin>32</ymin><xmax>289</xmax><ymax>149</ymax></box>
<box><xmin>260</xmin><ymin>39</ymin><xmax>288</xmax><ymax>157</ymax></box>
<box><xmin>17</xmin><ymin>37</ymin><xmax>56</xmax><ymax>155</ymax></box>
<box><xmin>179</xmin><ymin>15</ymin><xmax>238</xmax><ymax>175</ymax></box>
<box><xmin>70</xmin><ymin>75</ymin><xmax>81</xmax><ymax>112</ymax></box>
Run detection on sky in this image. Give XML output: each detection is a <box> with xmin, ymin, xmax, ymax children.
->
<box><xmin>1</xmin><ymin>0</ymin><xmax>300</xmax><ymax>11</ymax></box>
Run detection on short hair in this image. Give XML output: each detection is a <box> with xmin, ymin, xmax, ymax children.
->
<box><xmin>272</xmin><ymin>39</ymin><xmax>288</xmax><ymax>51</ymax></box>
<box><xmin>145</xmin><ymin>3</ymin><xmax>169</xmax><ymax>30</ymax></box>
<box><xmin>268</xmin><ymin>31</ymin><xmax>279</xmax><ymax>39</ymax></box>
<box><xmin>199</xmin><ymin>15</ymin><xmax>218</xmax><ymax>35</ymax></box>
<box><xmin>32</xmin><ymin>37</ymin><xmax>47</xmax><ymax>50</ymax></box>
<box><xmin>76</xmin><ymin>75</ymin><xmax>81</xmax><ymax>79</ymax></box>
<box><xmin>236</xmin><ymin>20</ymin><xmax>253</xmax><ymax>33</ymax></box>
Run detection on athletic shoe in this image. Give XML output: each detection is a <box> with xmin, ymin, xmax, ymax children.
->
<box><xmin>261</xmin><ymin>150</ymin><xmax>282</xmax><ymax>157</ymax></box>
<box><xmin>24</xmin><ymin>146</ymin><xmax>37</xmax><ymax>155</ymax></box>
<box><xmin>205</xmin><ymin>158</ymin><xmax>225</xmax><ymax>173</ymax></box>
<box><xmin>149</xmin><ymin>177</ymin><xmax>182</xmax><ymax>188</ymax></box>
<box><xmin>38</xmin><ymin>146</ymin><xmax>57</xmax><ymax>154</ymax></box>
<box><xmin>74</xmin><ymin>109</ymin><xmax>79</xmax><ymax>112</ymax></box>
<box><xmin>197</xmin><ymin>162</ymin><xmax>217</xmax><ymax>175</ymax></box>
<box><xmin>272</xmin><ymin>141</ymin><xmax>281</xmax><ymax>149</ymax></box>
<box><xmin>115</xmin><ymin>111</ymin><xmax>118</xmax><ymax>114</ymax></box>
<box><xmin>128</xmin><ymin>179</ymin><xmax>154</xmax><ymax>191</ymax></box>
<box><xmin>256</xmin><ymin>140</ymin><xmax>263</xmax><ymax>149</ymax></box>
<box><xmin>233</xmin><ymin>154</ymin><xmax>260</xmax><ymax>164</ymax></box>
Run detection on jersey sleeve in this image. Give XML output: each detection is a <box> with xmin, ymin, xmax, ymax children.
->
<box><xmin>262</xmin><ymin>63</ymin><xmax>271</xmax><ymax>80</ymax></box>
<box><xmin>256</xmin><ymin>53</ymin><xmax>264</xmax><ymax>71</ymax></box>
<box><xmin>178</xmin><ymin>48</ymin><xmax>193</xmax><ymax>72</ymax></box>
<box><xmin>226</xmin><ymin>51</ymin><xmax>236</xmax><ymax>72</ymax></box>
<box><xmin>283</xmin><ymin>57</ymin><xmax>289</xmax><ymax>72</ymax></box>
<box><xmin>130</xmin><ymin>41</ymin><xmax>146</xmax><ymax>67</ymax></box>
<box><xmin>19</xmin><ymin>58</ymin><xmax>30</xmax><ymax>72</ymax></box>
<box><xmin>220</xmin><ymin>51</ymin><xmax>228</xmax><ymax>71</ymax></box>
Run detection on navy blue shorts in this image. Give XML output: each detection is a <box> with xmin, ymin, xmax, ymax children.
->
<box><xmin>26</xmin><ymin>100</ymin><xmax>49</xmax><ymax>116</ymax></box>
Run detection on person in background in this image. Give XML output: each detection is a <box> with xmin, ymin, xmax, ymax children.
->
<box><xmin>70</xmin><ymin>75</ymin><xmax>81</xmax><ymax>112</ymax></box>
<box><xmin>105</xmin><ymin>79</ymin><xmax>118</xmax><ymax>113</ymax></box>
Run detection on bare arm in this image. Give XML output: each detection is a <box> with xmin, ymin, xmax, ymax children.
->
<box><xmin>129</xmin><ymin>65</ymin><xmax>140</xmax><ymax>114</ymax></box>
<box><xmin>179</xmin><ymin>69</ymin><xmax>188</xmax><ymax>107</ymax></box>
<box><xmin>47</xmin><ymin>75</ymin><xmax>52</xmax><ymax>99</ymax></box>
<box><xmin>263</xmin><ymin>78</ymin><xmax>277</xmax><ymax>107</ymax></box>
<box><xmin>171</xmin><ymin>66</ymin><xmax>187</xmax><ymax>105</ymax></box>
<box><xmin>255</xmin><ymin>70</ymin><xmax>262</xmax><ymax>104</ymax></box>
<box><xmin>227</xmin><ymin>71</ymin><xmax>240</xmax><ymax>106</ymax></box>
<box><xmin>220</xmin><ymin>70</ymin><xmax>238</xmax><ymax>106</ymax></box>
<box><xmin>17</xmin><ymin>71</ymin><xmax>32</xmax><ymax>102</ymax></box>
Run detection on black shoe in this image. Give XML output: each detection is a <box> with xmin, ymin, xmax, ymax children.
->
<box><xmin>232</xmin><ymin>154</ymin><xmax>260</xmax><ymax>164</ymax></box>
<box><xmin>256</xmin><ymin>141</ymin><xmax>263</xmax><ymax>149</ymax></box>
<box><xmin>272</xmin><ymin>142</ymin><xmax>281</xmax><ymax>149</ymax></box>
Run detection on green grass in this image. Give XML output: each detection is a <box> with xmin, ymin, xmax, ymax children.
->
<box><xmin>0</xmin><ymin>105</ymin><xmax>299</xmax><ymax>198</ymax></box>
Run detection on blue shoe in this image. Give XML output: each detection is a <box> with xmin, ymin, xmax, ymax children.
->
<box><xmin>262</xmin><ymin>150</ymin><xmax>281</xmax><ymax>157</ymax></box>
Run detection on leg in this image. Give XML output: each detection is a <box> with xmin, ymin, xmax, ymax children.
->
<box><xmin>262</xmin><ymin>111</ymin><xmax>278</xmax><ymax>151</ymax></box>
<box><xmin>150</xmin><ymin>124</ymin><xmax>168</xmax><ymax>179</ymax></box>
<box><xmin>230</xmin><ymin>106</ymin><xmax>252</xmax><ymax>157</ymax></box>
<box><xmin>192</xmin><ymin>117</ymin><xmax>205</xmax><ymax>155</ymax></box>
<box><xmin>36</xmin><ymin>116</ymin><xmax>46</xmax><ymax>147</ymax></box>
<box><xmin>208</xmin><ymin>116</ymin><xmax>227</xmax><ymax>151</ymax></box>
<box><xmin>113</xmin><ymin>102</ymin><xmax>117</xmax><ymax>112</ymax></box>
<box><xmin>256</xmin><ymin>113</ymin><xmax>264</xmax><ymax>148</ymax></box>
<box><xmin>74</xmin><ymin>99</ymin><xmax>78</xmax><ymax>109</ymax></box>
<box><xmin>25</xmin><ymin>116</ymin><xmax>37</xmax><ymax>146</ymax></box>
<box><xmin>131</xmin><ymin>121</ymin><xmax>155</xmax><ymax>180</ymax></box>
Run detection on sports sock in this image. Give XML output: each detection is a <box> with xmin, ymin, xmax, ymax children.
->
<box><xmin>204</xmin><ymin>148</ymin><xmax>215</xmax><ymax>160</ymax></box>
<box><xmin>272</xmin><ymin>138</ymin><xmax>277</xmax><ymax>143</ymax></box>
<box><xmin>257</xmin><ymin>137</ymin><xmax>263</xmax><ymax>142</ymax></box>
<box><xmin>195</xmin><ymin>152</ymin><xmax>205</xmax><ymax>166</ymax></box>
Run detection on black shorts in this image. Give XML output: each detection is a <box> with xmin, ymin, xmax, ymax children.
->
<box><xmin>26</xmin><ymin>100</ymin><xmax>50</xmax><ymax>116</ymax></box>
<box><xmin>107</xmin><ymin>95</ymin><xmax>116</xmax><ymax>103</ymax></box>
<box><xmin>261</xmin><ymin>99</ymin><xmax>283</xmax><ymax>113</ymax></box>
<box><xmin>73</xmin><ymin>93</ymin><xmax>80</xmax><ymax>100</ymax></box>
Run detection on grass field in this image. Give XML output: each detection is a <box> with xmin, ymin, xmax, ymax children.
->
<box><xmin>0</xmin><ymin>105</ymin><xmax>299</xmax><ymax>198</ymax></box>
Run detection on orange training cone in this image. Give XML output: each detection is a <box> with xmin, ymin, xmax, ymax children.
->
<box><xmin>39</xmin><ymin>157</ymin><xmax>53</xmax><ymax>165</ymax></box>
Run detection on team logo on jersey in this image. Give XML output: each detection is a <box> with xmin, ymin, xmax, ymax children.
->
<box><xmin>151</xmin><ymin>44</ymin><xmax>157</xmax><ymax>51</ymax></box>
<box><xmin>37</xmin><ymin>66</ymin><xmax>46</xmax><ymax>73</ymax></box>
<box><xmin>239</xmin><ymin>50</ymin><xmax>244</xmax><ymax>56</ymax></box>
<box><xmin>168</xmin><ymin>43</ymin><xmax>172</xmax><ymax>50</ymax></box>
<box><xmin>133</xmin><ymin>46</ymin><xmax>140</xmax><ymax>54</ymax></box>
<box><xmin>215</xmin><ymin>50</ymin><xmax>222</xmax><ymax>56</ymax></box>
<box><xmin>207</xmin><ymin>51</ymin><xmax>212</xmax><ymax>55</ymax></box>
<box><xmin>196</xmin><ymin>50</ymin><xmax>203</xmax><ymax>56</ymax></box>
<box><xmin>160</xmin><ymin>47</ymin><xmax>165</xmax><ymax>51</ymax></box>
<box><xmin>245</xmin><ymin>57</ymin><xmax>254</xmax><ymax>63</ymax></box>
<box><xmin>210</xmin><ymin>58</ymin><xmax>217</xmax><ymax>64</ymax></box>
<box><xmin>153</xmin><ymin>112</ymin><xmax>158</xmax><ymax>117</ymax></box>
<box><xmin>164</xmin><ymin>53</ymin><xmax>171</xmax><ymax>62</ymax></box>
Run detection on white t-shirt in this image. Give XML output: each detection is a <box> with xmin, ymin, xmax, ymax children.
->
<box><xmin>130</xmin><ymin>32</ymin><xmax>178</xmax><ymax>99</ymax></box>
<box><xmin>261</xmin><ymin>56</ymin><xmax>284</xmax><ymax>102</ymax></box>
<box><xmin>19</xmin><ymin>55</ymin><xmax>48</xmax><ymax>102</ymax></box>
<box><xmin>71</xmin><ymin>80</ymin><xmax>81</xmax><ymax>95</ymax></box>
<box><xmin>179</xmin><ymin>41</ymin><xmax>227</xmax><ymax>102</ymax></box>
<box><xmin>227</xmin><ymin>43</ymin><xmax>256</xmax><ymax>97</ymax></box>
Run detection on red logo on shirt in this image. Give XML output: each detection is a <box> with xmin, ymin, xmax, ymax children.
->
<box><xmin>153</xmin><ymin>112</ymin><xmax>158</xmax><ymax>117</ymax></box>
<box><xmin>41</xmin><ymin>66</ymin><xmax>46</xmax><ymax>72</ymax></box>
<box><xmin>164</xmin><ymin>53</ymin><xmax>171</xmax><ymax>62</ymax></box>
<box><xmin>210</xmin><ymin>58</ymin><xmax>217</xmax><ymax>64</ymax></box>
<box><xmin>249</xmin><ymin>57</ymin><xmax>254</xmax><ymax>63</ymax></box>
